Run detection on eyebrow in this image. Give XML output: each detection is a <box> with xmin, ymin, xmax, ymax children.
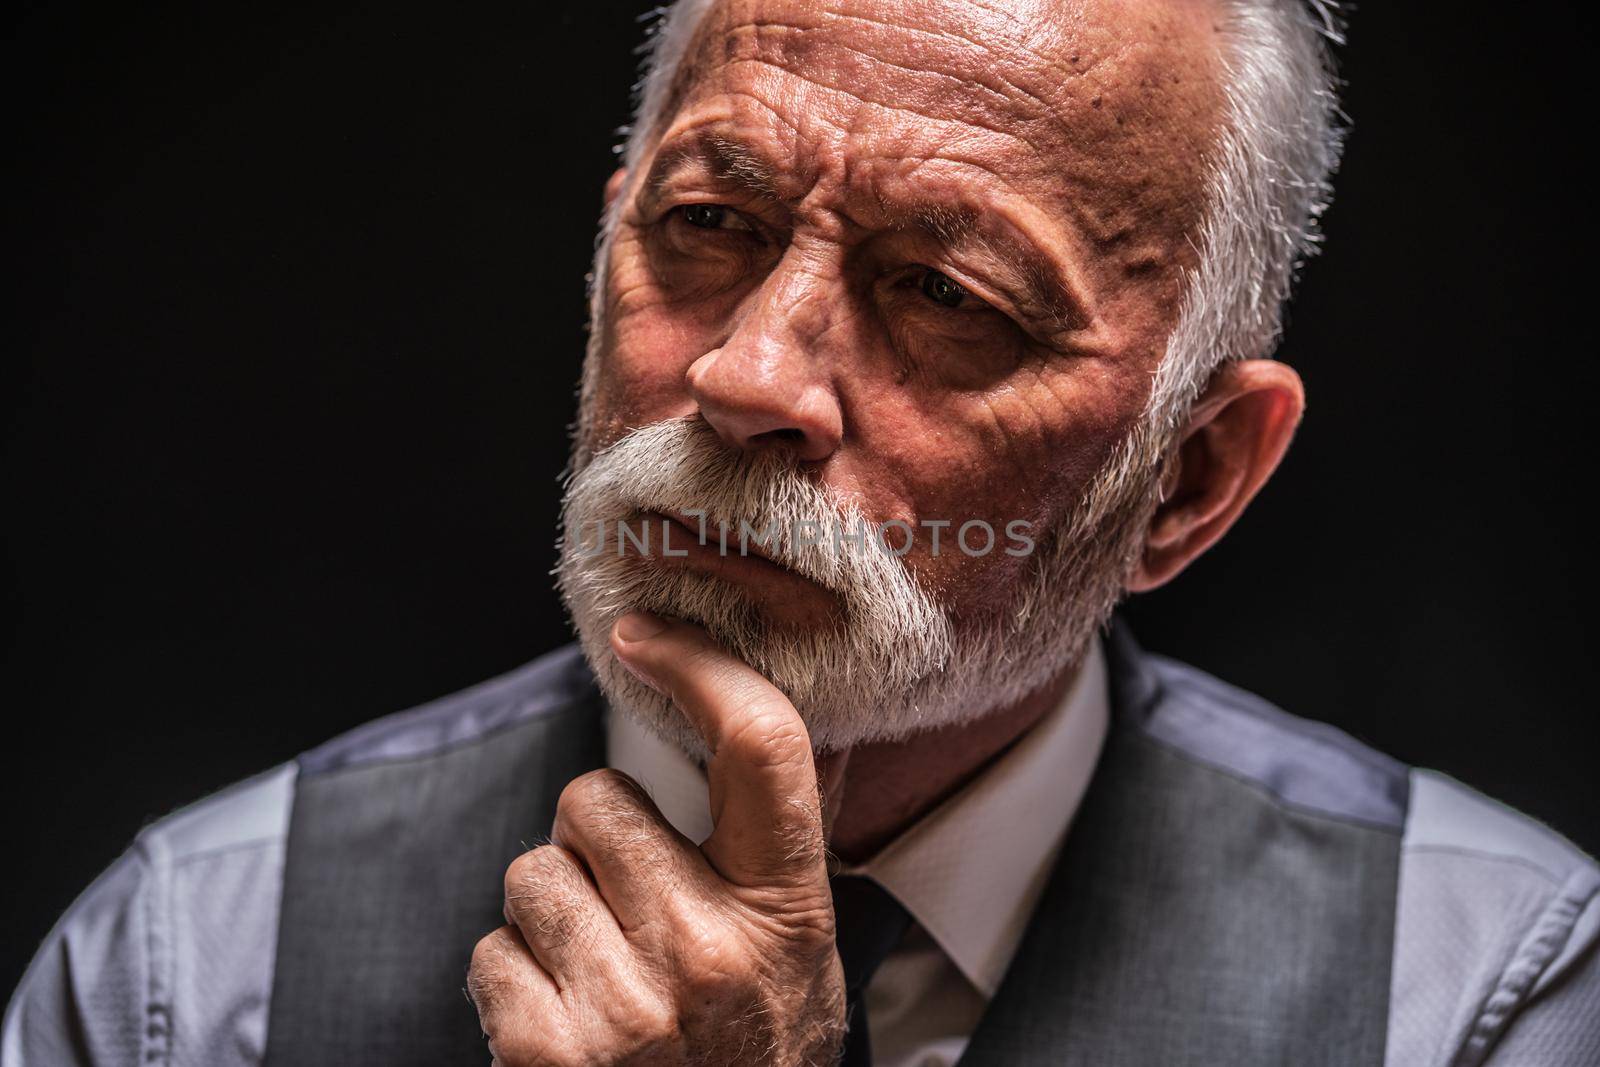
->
<box><xmin>643</xmin><ymin>134</ymin><xmax>1090</xmax><ymax>334</ymax></box>
<box><xmin>644</xmin><ymin>134</ymin><xmax>785</xmax><ymax>201</ymax></box>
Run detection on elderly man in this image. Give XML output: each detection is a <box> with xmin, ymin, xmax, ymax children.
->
<box><xmin>6</xmin><ymin>0</ymin><xmax>1597</xmax><ymax>1064</ymax></box>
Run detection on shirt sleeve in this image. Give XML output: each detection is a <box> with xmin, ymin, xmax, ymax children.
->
<box><xmin>1388</xmin><ymin>769</ymin><xmax>1600</xmax><ymax>1067</ymax></box>
<box><xmin>1485</xmin><ymin>939</ymin><xmax>1600</xmax><ymax>1066</ymax></box>
<box><xmin>2</xmin><ymin>846</ymin><xmax>156</xmax><ymax>1066</ymax></box>
<box><xmin>4</xmin><ymin>763</ymin><xmax>293</xmax><ymax>1067</ymax></box>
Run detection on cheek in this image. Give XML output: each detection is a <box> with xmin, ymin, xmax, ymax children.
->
<box><xmin>854</xmin><ymin>360</ymin><xmax>1148</xmax><ymax>613</ymax></box>
<box><xmin>586</xmin><ymin>238</ymin><xmax>721</xmax><ymax>444</ymax></box>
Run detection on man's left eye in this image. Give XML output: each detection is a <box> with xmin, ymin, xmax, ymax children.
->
<box><xmin>919</xmin><ymin>269</ymin><xmax>968</xmax><ymax>309</ymax></box>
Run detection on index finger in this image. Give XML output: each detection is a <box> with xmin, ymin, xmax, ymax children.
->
<box><xmin>609</xmin><ymin>611</ymin><xmax>827</xmax><ymax>889</ymax></box>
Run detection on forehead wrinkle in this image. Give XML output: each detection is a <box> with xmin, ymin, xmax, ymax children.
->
<box><xmin>715</xmin><ymin>0</ymin><xmax>1173</xmax><ymax>165</ymax></box>
<box><xmin>716</xmin><ymin>53</ymin><xmax>1059</xmax><ymax>185</ymax></box>
<box><xmin>805</xmin><ymin>8</ymin><xmax>1059</xmax><ymax>118</ymax></box>
<box><xmin>650</xmin><ymin>72</ymin><xmax>1043</xmax><ymax>216</ymax></box>
<box><xmin>689</xmin><ymin>7</ymin><xmax>1217</xmax><ymax>245</ymax></box>
<box><xmin>692</xmin><ymin>8</ymin><xmax>1065</xmax><ymax>163</ymax></box>
<box><xmin>684</xmin><ymin>2</ymin><xmax>1220</xmax><ymax>145</ymax></box>
<box><xmin>810</xmin><ymin>4</ymin><xmax>1116</xmax><ymax>135</ymax></box>
<box><xmin>720</xmin><ymin>24</ymin><xmax>1056</xmax><ymax>164</ymax></box>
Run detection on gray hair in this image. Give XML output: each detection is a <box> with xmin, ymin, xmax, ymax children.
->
<box><xmin>600</xmin><ymin>0</ymin><xmax>1345</xmax><ymax>477</ymax></box>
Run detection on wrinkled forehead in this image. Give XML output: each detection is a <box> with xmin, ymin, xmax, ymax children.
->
<box><xmin>657</xmin><ymin>0</ymin><xmax>1227</xmax><ymax>252</ymax></box>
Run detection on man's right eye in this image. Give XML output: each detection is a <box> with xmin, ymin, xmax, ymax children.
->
<box><xmin>673</xmin><ymin>204</ymin><xmax>760</xmax><ymax>237</ymax></box>
<box><xmin>681</xmin><ymin>203</ymin><xmax>729</xmax><ymax>229</ymax></box>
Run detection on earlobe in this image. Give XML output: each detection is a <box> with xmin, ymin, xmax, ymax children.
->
<box><xmin>1127</xmin><ymin>359</ymin><xmax>1305</xmax><ymax>593</ymax></box>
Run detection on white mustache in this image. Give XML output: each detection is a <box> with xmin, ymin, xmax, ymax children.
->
<box><xmin>567</xmin><ymin>417</ymin><xmax>887</xmax><ymax>597</ymax></box>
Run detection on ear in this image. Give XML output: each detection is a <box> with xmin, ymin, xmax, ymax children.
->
<box><xmin>603</xmin><ymin>167</ymin><xmax>628</xmax><ymax>211</ymax></box>
<box><xmin>1126</xmin><ymin>359</ymin><xmax>1305</xmax><ymax>593</ymax></box>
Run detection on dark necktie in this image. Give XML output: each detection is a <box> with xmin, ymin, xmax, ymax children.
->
<box><xmin>829</xmin><ymin>873</ymin><xmax>913</xmax><ymax>1067</ymax></box>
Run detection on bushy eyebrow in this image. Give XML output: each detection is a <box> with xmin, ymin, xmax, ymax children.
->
<box><xmin>642</xmin><ymin>133</ymin><xmax>1090</xmax><ymax>334</ymax></box>
<box><xmin>645</xmin><ymin>133</ymin><xmax>785</xmax><ymax>201</ymax></box>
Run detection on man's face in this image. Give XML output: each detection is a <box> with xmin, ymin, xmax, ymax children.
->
<box><xmin>564</xmin><ymin>0</ymin><xmax>1226</xmax><ymax>752</ymax></box>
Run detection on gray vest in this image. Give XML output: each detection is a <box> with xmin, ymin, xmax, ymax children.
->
<box><xmin>264</xmin><ymin>622</ymin><xmax>1406</xmax><ymax>1065</ymax></box>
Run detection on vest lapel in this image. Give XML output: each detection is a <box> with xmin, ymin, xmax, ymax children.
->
<box><xmin>265</xmin><ymin>674</ymin><xmax>606</xmax><ymax>1066</ymax></box>
<box><xmin>958</xmin><ymin>624</ymin><xmax>1401</xmax><ymax>1065</ymax></box>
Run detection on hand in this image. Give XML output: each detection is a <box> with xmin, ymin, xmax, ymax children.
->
<box><xmin>467</xmin><ymin>611</ymin><xmax>848</xmax><ymax>1066</ymax></box>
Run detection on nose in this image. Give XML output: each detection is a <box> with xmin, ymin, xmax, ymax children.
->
<box><xmin>685</xmin><ymin>259</ymin><xmax>845</xmax><ymax>463</ymax></box>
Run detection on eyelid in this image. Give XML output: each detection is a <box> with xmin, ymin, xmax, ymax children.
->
<box><xmin>920</xmin><ymin>263</ymin><xmax>1075</xmax><ymax>344</ymax></box>
<box><xmin>920</xmin><ymin>264</ymin><xmax>1008</xmax><ymax>315</ymax></box>
<box><xmin>668</xmin><ymin>201</ymin><xmax>761</xmax><ymax>235</ymax></box>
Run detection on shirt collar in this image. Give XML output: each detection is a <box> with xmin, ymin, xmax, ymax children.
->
<box><xmin>604</xmin><ymin>636</ymin><xmax>1110</xmax><ymax>999</ymax></box>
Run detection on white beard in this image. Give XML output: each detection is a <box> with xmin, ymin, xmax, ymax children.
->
<box><xmin>556</xmin><ymin>415</ymin><xmax>1158</xmax><ymax>762</ymax></box>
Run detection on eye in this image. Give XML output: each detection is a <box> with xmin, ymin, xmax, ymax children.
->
<box><xmin>674</xmin><ymin>203</ymin><xmax>755</xmax><ymax>234</ymax></box>
<box><xmin>919</xmin><ymin>269</ymin><xmax>968</xmax><ymax>309</ymax></box>
<box><xmin>683</xmin><ymin>203</ymin><xmax>727</xmax><ymax>229</ymax></box>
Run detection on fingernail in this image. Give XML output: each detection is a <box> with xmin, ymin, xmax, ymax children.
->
<box><xmin>614</xmin><ymin>611</ymin><xmax>668</xmax><ymax>644</ymax></box>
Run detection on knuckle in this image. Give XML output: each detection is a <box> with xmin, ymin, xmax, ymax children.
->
<box><xmin>467</xmin><ymin>929</ymin><xmax>518</xmax><ymax>1008</ymax></box>
<box><xmin>666</xmin><ymin>911</ymin><xmax>757</xmax><ymax>1002</ymax></box>
<box><xmin>503</xmin><ymin>849</ymin><xmax>596</xmax><ymax>951</ymax></box>
<box><xmin>558</xmin><ymin>767</ymin><xmax>645</xmax><ymax>820</ymax></box>
<box><xmin>681</xmin><ymin>936</ymin><xmax>746</xmax><ymax>996</ymax></box>
<box><xmin>680</xmin><ymin>957</ymin><xmax>745</xmax><ymax>1003</ymax></box>
<box><xmin>612</xmin><ymin>994</ymin><xmax>679</xmax><ymax>1051</ymax></box>
<box><xmin>557</xmin><ymin>771</ymin><xmax>673</xmax><ymax>865</ymax></box>
<box><xmin>504</xmin><ymin>844</ymin><xmax>579</xmax><ymax>903</ymax></box>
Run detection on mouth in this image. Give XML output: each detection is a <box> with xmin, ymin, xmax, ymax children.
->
<box><xmin>657</xmin><ymin>509</ymin><xmax>785</xmax><ymax>567</ymax></box>
<box><xmin>618</xmin><ymin>509</ymin><xmax>850</xmax><ymax>629</ymax></box>
<box><xmin>634</xmin><ymin>508</ymin><xmax>822</xmax><ymax>595</ymax></box>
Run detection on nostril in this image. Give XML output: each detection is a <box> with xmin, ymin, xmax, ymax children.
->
<box><xmin>744</xmin><ymin>426</ymin><xmax>814</xmax><ymax>456</ymax></box>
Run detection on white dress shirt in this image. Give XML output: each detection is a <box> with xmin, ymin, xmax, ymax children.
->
<box><xmin>606</xmin><ymin>638</ymin><xmax>1110</xmax><ymax>1066</ymax></box>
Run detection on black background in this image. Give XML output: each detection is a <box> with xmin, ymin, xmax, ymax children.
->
<box><xmin>5</xmin><ymin>3</ymin><xmax>1596</xmax><ymax>995</ymax></box>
